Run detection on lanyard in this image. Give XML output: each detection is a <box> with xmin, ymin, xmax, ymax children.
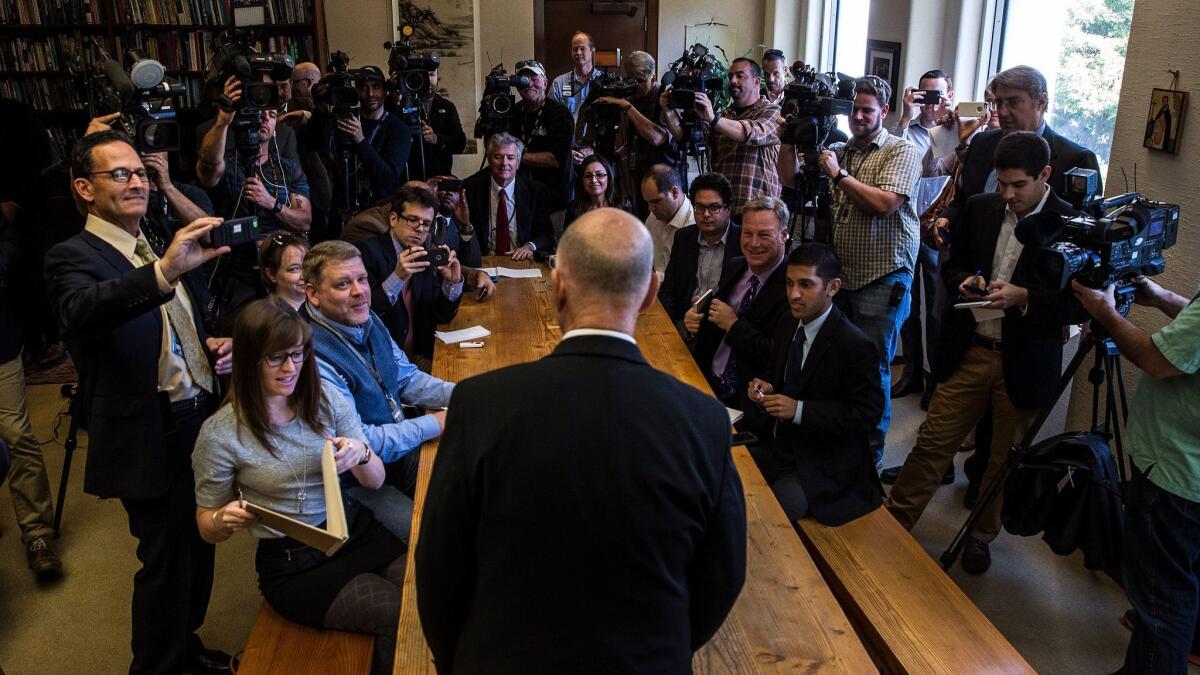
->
<box><xmin>306</xmin><ymin>306</ymin><xmax>402</xmax><ymax>418</ymax></box>
<box><xmin>366</xmin><ymin>111</ymin><xmax>389</xmax><ymax>146</ymax></box>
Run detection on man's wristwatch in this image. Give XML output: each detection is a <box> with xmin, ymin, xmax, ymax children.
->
<box><xmin>832</xmin><ymin>169</ymin><xmax>849</xmax><ymax>186</ymax></box>
<box><xmin>710</xmin><ymin>111</ymin><xmax>723</xmax><ymax>127</ymax></box>
<box><xmin>272</xmin><ymin>197</ymin><xmax>285</xmax><ymax>214</ymax></box>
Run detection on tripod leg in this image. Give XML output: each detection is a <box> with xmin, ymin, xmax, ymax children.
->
<box><xmin>51</xmin><ymin>416</ymin><xmax>79</xmax><ymax>537</ymax></box>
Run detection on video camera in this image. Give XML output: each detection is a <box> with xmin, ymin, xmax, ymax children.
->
<box><xmin>315</xmin><ymin>51</ymin><xmax>364</xmax><ymax>117</ymax></box>
<box><xmin>1018</xmin><ymin>168</ymin><xmax>1180</xmax><ymax>315</ymax></box>
<box><xmin>206</xmin><ymin>30</ymin><xmax>295</xmax><ymax>154</ymax></box>
<box><xmin>779</xmin><ymin>65</ymin><xmax>854</xmax><ymax>154</ymax></box>
<box><xmin>90</xmin><ymin>51</ymin><xmax>186</xmax><ymax>153</ymax></box>
<box><xmin>385</xmin><ymin>25</ymin><xmax>440</xmax><ymax>105</ymax></box>
<box><xmin>663</xmin><ymin>44</ymin><xmax>726</xmax><ymax>154</ymax></box>
<box><xmin>580</xmin><ymin>70</ymin><xmax>641</xmax><ymax>161</ymax></box>
<box><xmin>474</xmin><ymin>64</ymin><xmax>530</xmax><ymax>139</ymax></box>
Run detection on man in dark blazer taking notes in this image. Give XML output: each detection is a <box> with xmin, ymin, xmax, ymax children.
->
<box><xmin>749</xmin><ymin>243</ymin><xmax>884</xmax><ymax>525</ymax></box>
<box><xmin>416</xmin><ymin>208</ymin><xmax>746</xmax><ymax>674</ymax></box>
<box><xmin>44</xmin><ymin>131</ymin><xmax>235</xmax><ymax>674</ymax></box>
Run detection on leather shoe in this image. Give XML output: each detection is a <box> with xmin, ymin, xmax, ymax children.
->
<box><xmin>186</xmin><ymin>647</ymin><xmax>235</xmax><ymax>674</ymax></box>
<box><xmin>964</xmin><ymin>479</ymin><xmax>981</xmax><ymax>510</ymax></box>
<box><xmin>890</xmin><ymin>377</ymin><xmax>923</xmax><ymax>399</ymax></box>
<box><xmin>880</xmin><ymin>463</ymin><xmax>954</xmax><ymax>486</ymax></box>
<box><xmin>962</xmin><ymin>537</ymin><xmax>992</xmax><ymax>574</ymax></box>
<box><xmin>26</xmin><ymin>536</ymin><xmax>63</xmax><ymax>577</ymax></box>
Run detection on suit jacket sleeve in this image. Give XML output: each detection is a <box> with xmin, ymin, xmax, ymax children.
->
<box><xmin>357</xmin><ymin>117</ymin><xmax>412</xmax><ymax>196</ymax></box>
<box><xmin>797</xmin><ymin>333</ymin><xmax>883</xmax><ymax>437</ymax></box>
<box><xmin>415</xmin><ymin>390</ymin><xmax>479</xmax><ymax>673</ymax></box>
<box><xmin>44</xmin><ymin>242</ymin><xmax>172</xmax><ymax>339</ymax></box>
<box><xmin>433</xmin><ymin>98</ymin><xmax>468</xmax><ymax>155</ymax></box>
<box><xmin>433</xmin><ymin>275</ymin><xmax>462</xmax><ymax>325</ymax></box>
<box><xmin>942</xmin><ymin>195</ymin><xmax>982</xmax><ymax>295</ymax></box>
<box><xmin>687</xmin><ymin>426</ymin><xmax>747</xmax><ymax>649</ymax></box>
<box><xmin>658</xmin><ymin>228</ymin><xmax>691</xmax><ymax>320</ymax></box>
<box><xmin>723</xmin><ymin>296</ymin><xmax>783</xmax><ymax>373</ymax></box>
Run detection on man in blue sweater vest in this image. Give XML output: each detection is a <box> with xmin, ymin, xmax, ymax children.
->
<box><xmin>302</xmin><ymin>240</ymin><xmax>455</xmax><ymax>540</ymax></box>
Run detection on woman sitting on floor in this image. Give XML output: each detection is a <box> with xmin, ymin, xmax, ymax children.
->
<box><xmin>192</xmin><ymin>297</ymin><xmax>404</xmax><ymax>674</ymax></box>
<box><xmin>563</xmin><ymin>154</ymin><xmax>632</xmax><ymax>229</ymax></box>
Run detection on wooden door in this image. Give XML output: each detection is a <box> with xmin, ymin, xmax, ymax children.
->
<box><xmin>535</xmin><ymin>0</ymin><xmax>658</xmax><ymax>77</ymax></box>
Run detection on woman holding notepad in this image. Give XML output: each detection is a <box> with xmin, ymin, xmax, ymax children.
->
<box><xmin>193</xmin><ymin>297</ymin><xmax>404</xmax><ymax>674</ymax></box>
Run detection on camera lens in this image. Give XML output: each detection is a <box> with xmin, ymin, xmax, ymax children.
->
<box><xmin>490</xmin><ymin>95</ymin><xmax>512</xmax><ymax>115</ymax></box>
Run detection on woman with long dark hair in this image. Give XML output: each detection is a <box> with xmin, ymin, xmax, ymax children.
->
<box><xmin>563</xmin><ymin>154</ymin><xmax>632</xmax><ymax>229</ymax></box>
<box><xmin>192</xmin><ymin>298</ymin><xmax>403</xmax><ymax>674</ymax></box>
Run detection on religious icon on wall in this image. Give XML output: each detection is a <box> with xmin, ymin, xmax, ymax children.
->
<box><xmin>1143</xmin><ymin>88</ymin><xmax>1188</xmax><ymax>154</ymax></box>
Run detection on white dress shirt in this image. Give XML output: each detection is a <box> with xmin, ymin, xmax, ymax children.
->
<box><xmin>645</xmin><ymin>197</ymin><xmax>695</xmax><ymax>276</ymax></box>
<box><xmin>561</xmin><ymin>328</ymin><xmax>637</xmax><ymax>345</ymax></box>
<box><xmin>789</xmin><ymin>303</ymin><xmax>834</xmax><ymax>426</ymax></box>
<box><xmin>976</xmin><ymin>185</ymin><xmax>1052</xmax><ymax>340</ymax></box>
<box><xmin>488</xmin><ymin>177</ymin><xmax>523</xmax><ymax>254</ymax></box>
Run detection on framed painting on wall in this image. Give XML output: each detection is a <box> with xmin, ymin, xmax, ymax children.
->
<box><xmin>1143</xmin><ymin>88</ymin><xmax>1188</xmax><ymax>154</ymax></box>
<box><xmin>865</xmin><ymin>39</ymin><xmax>902</xmax><ymax>111</ymax></box>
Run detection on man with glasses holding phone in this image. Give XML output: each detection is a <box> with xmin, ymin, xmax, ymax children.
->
<box><xmin>356</xmin><ymin>185</ymin><xmax>463</xmax><ymax>369</ymax></box>
<box><xmin>659</xmin><ymin>173</ymin><xmax>739</xmax><ymax>328</ymax></box>
<box><xmin>45</xmin><ymin>130</ymin><xmax>237</xmax><ymax>675</ymax></box>
<box><xmin>817</xmin><ymin>75</ymin><xmax>922</xmax><ymax>468</ymax></box>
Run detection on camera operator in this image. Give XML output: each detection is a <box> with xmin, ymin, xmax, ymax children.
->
<box><xmin>816</xmin><ymin>75</ymin><xmax>921</xmax><ymax>465</ymax></box>
<box><xmin>762</xmin><ymin>49</ymin><xmax>788</xmax><ymax>106</ymax></box>
<box><xmin>196</xmin><ymin>75</ymin><xmax>312</xmax><ymax>232</ymax></box>
<box><xmin>512</xmin><ymin>60</ymin><xmax>575</xmax><ymax>209</ymax></box>
<box><xmin>592</xmin><ymin>51</ymin><xmax>681</xmax><ymax>217</ymax></box>
<box><xmin>663</xmin><ymin>57</ymin><xmax>782</xmax><ymax>209</ymax></box>
<box><xmin>342</xmin><ymin>65</ymin><xmax>412</xmax><ymax>204</ymax></box>
<box><xmin>885</xmin><ymin>131</ymin><xmax>1088</xmax><ymax>574</ymax></box>
<box><xmin>1072</xmin><ymin>277</ymin><xmax>1200</xmax><ymax>673</ymax></box>
<box><xmin>290</xmin><ymin>61</ymin><xmax>321</xmax><ymax>109</ymax></box>
<box><xmin>405</xmin><ymin>62</ymin><xmax>467</xmax><ymax>180</ymax></box>
<box><xmin>195</xmin><ymin>77</ymin><xmax>300</xmax><ymax>166</ymax></box>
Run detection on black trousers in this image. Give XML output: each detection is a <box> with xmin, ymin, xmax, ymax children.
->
<box><xmin>119</xmin><ymin>406</ymin><xmax>215</xmax><ymax>675</ymax></box>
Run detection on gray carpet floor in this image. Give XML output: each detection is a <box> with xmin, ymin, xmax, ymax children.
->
<box><xmin>0</xmin><ymin>379</ymin><xmax>1187</xmax><ymax>674</ymax></box>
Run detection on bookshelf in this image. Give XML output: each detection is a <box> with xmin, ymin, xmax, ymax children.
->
<box><xmin>0</xmin><ymin>0</ymin><xmax>328</xmax><ymax>159</ymax></box>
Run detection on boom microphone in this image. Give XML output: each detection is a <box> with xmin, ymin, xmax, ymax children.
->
<box><xmin>103</xmin><ymin>58</ymin><xmax>135</xmax><ymax>98</ymax></box>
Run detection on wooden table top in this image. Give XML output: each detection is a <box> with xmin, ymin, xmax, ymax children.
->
<box><xmin>394</xmin><ymin>258</ymin><xmax>874</xmax><ymax>674</ymax></box>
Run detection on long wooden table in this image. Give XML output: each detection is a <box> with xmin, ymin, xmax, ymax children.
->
<box><xmin>394</xmin><ymin>258</ymin><xmax>875</xmax><ymax>673</ymax></box>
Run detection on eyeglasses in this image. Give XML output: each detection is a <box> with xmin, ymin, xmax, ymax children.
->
<box><xmin>397</xmin><ymin>213</ymin><xmax>434</xmax><ymax>231</ymax></box>
<box><xmin>582</xmin><ymin>171</ymin><xmax>608</xmax><ymax>182</ymax></box>
<box><xmin>89</xmin><ymin>167</ymin><xmax>149</xmax><ymax>183</ymax></box>
<box><xmin>694</xmin><ymin>203</ymin><xmax>728</xmax><ymax>214</ymax></box>
<box><xmin>515</xmin><ymin>60</ymin><xmax>543</xmax><ymax>72</ymax></box>
<box><xmin>264</xmin><ymin>348</ymin><xmax>307</xmax><ymax>367</ymax></box>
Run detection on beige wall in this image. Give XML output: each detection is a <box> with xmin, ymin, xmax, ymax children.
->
<box><xmin>325</xmin><ymin>0</ymin><xmax>395</xmax><ymax>74</ymax></box>
<box><xmin>1064</xmin><ymin>0</ymin><xmax>1199</xmax><ymax>431</ymax></box>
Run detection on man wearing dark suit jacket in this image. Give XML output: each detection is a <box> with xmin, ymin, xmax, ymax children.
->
<box><xmin>356</xmin><ymin>185</ymin><xmax>463</xmax><ymax>366</ymax></box>
<box><xmin>416</xmin><ymin>208</ymin><xmax>746</xmax><ymax>674</ymax></box>
<box><xmin>43</xmin><ymin>131</ymin><xmax>235</xmax><ymax>674</ymax></box>
<box><xmin>886</xmin><ymin>132</ymin><xmax>1089</xmax><ymax>574</ymax></box>
<box><xmin>659</xmin><ymin>172</ymin><xmax>740</xmax><ymax>323</ymax></box>
<box><xmin>687</xmin><ymin>196</ymin><xmax>790</xmax><ymax>436</ymax></box>
<box><xmin>462</xmin><ymin>132</ymin><xmax>555</xmax><ymax>259</ymax></box>
<box><xmin>748</xmin><ymin>243</ymin><xmax>884</xmax><ymax>525</ymax></box>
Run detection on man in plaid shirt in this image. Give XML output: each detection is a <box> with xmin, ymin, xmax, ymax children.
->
<box><xmin>663</xmin><ymin>58</ymin><xmax>781</xmax><ymax>209</ymax></box>
<box><xmin>817</xmin><ymin>75</ymin><xmax>921</xmax><ymax>466</ymax></box>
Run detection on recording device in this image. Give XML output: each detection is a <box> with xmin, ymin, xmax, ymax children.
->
<box><xmin>424</xmin><ymin>247</ymin><xmax>450</xmax><ymax>268</ymax></box>
<box><xmin>206</xmin><ymin>30</ymin><xmax>295</xmax><ymax>154</ymax></box>
<box><xmin>913</xmin><ymin>89</ymin><xmax>943</xmax><ymax>105</ymax></box>
<box><xmin>209</xmin><ymin>216</ymin><xmax>266</xmax><ymax>248</ymax></box>
<box><xmin>779</xmin><ymin>64</ymin><xmax>854</xmax><ymax>158</ymax></box>
<box><xmin>437</xmin><ymin>178</ymin><xmax>462</xmax><ymax>193</ymax></box>
<box><xmin>663</xmin><ymin>44</ymin><xmax>726</xmax><ymax>154</ymax></box>
<box><xmin>957</xmin><ymin>101</ymin><xmax>988</xmax><ymax>118</ymax></box>
<box><xmin>385</xmin><ymin>25</ymin><xmax>440</xmax><ymax>103</ymax></box>
<box><xmin>90</xmin><ymin>51</ymin><xmax>186</xmax><ymax>153</ymax></box>
<box><xmin>474</xmin><ymin>63</ymin><xmax>530</xmax><ymax>139</ymax></box>
<box><xmin>690</xmin><ymin>288</ymin><xmax>716</xmax><ymax>314</ymax></box>
<box><xmin>1016</xmin><ymin>168</ymin><xmax>1180</xmax><ymax>315</ymax></box>
<box><xmin>580</xmin><ymin>69</ymin><xmax>641</xmax><ymax>161</ymax></box>
<box><xmin>316</xmin><ymin>51</ymin><xmax>365</xmax><ymax>117</ymax></box>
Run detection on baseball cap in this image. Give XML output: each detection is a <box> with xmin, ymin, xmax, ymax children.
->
<box><xmin>358</xmin><ymin>65</ymin><xmax>386</xmax><ymax>83</ymax></box>
<box><xmin>514</xmin><ymin>59</ymin><xmax>546</xmax><ymax>79</ymax></box>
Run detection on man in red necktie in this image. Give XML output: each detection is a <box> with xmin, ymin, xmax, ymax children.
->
<box><xmin>462</xmin><ymin>133</ymin><xmax>556</xmax><ymax>260</ymax></box>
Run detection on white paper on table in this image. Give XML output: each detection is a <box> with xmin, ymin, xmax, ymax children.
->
<box><xmin>479</xmin><ymin>266</ymin><xmax>544</xmax><ymax>279</ymax></box>
<box><xmin>435</xmin><ymin>325</ymin><xmax>492</xmax><ymax>344</ymax></box>
<box><xmin>727</xmin><ymin>407</ymin><xmax>744</xmax><ymax>426</ymax></box>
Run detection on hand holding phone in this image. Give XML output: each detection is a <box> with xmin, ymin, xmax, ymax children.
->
<box><xmin>957</xmin><ymin>101</ymin><xmax>988</xmax><ymax>118</ymax></box>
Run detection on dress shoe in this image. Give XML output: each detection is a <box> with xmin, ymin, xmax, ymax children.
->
<box><xmin>962</xmin><ymin>537</ymin><xmax>992</xmax><ymax>574</ymax></box>
<box><xmin>26</xmin><ymin>536</ymin><xmax>63</xmax><ymax>577</ymax></box>
<box><xmin>964</xmin><ymin>479</ymin><xmax>981</xmax><ymax>510</ymax></box>
<box><xmin>880</xmin><ymin>463</ymin><xmax>954</xmax><ymax>486</ymax></box>
<box><xmin>186</xmin><ymin>647</ymin><xmax>235</xmax><ymax>674</ymax></box>
<box><xmin>890</xmin><ymin>377</ymin><xmax>924</xmax><ymax>399</ymax></box>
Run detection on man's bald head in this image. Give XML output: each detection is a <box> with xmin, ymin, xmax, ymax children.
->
<box><xmin>556</xmin><ymin>208</ymin><xmax>653</xmax><ymax>303</ymax></box>
<box><xmin>291</xmin><ymin>62</ymin><xmax>321</xmax><ymax>99</ymax></box>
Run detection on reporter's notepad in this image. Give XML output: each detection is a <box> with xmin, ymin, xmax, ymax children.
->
<box><xmin>242</xmin><ymin>441</ymin><xmax>349</xmax><ymax>556</ymax></box>
<box><xmin>436</xmin><ymin>325</ymin><xmax>492</xmax><ymax>344</ymax></box>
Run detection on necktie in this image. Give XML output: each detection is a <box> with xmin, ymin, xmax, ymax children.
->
<box><xmin>716</xmin><ymin>275</ymin><xmax>761</xmax><ymax>400</ymax></box>
<box><xmin>134</xmin><ymin>239</ymin><xmax>215</xmax><ymax>393</ymax></box>
<box><xmin>494</xmin><ymin>189</ymin><xmax>512</xmax><ymax>255</ymax></box>
<box><xmin>782</xmin><ymin>324</ymin><xmax>808</xmax><ymax>395</ymax></box>
<box><xmin>401</xmin><ymin>278</ymin><xmax>415</xmax><ymax>355</ymax></box>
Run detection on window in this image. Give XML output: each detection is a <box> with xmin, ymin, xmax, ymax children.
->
<box><xmin>996</xmin><ymin>0</ymin><xmax>1136</xmax><ymax>176</ymax></box>
<box><xmin>824</xmin><ymin>0</ymin><xmax>870</xmax><ymax>135</ymax></box>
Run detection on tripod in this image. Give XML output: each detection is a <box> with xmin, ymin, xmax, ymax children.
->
<box><xmin>940</xmin><ymin>324</ymin><xmax>1130</xmax><ymax>570</ymax></box>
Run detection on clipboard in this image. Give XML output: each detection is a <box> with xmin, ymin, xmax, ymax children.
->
<box><xmin>241</xmin><ymin>441</ymin><xmax>349</xmax><ymax>556</ymax></box>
